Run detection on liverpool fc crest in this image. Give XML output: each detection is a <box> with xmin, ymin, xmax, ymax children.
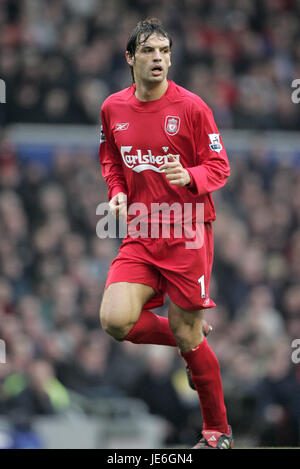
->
<box><xmin>165</xmin><ymin>116</ymin><xmax>180</xmax><ymax>136</ymax></box>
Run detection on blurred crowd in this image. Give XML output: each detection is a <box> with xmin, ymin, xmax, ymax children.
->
<box><xmin>0</xmin><ymin>0</ymin><xmax>300</xmax><ymax>450</ymax></box>
<box><xmin>0</xmin><ymin>0</ymin><xmax>300</xmax><ymax>129</ymax></box>
<box><xmin>0</xmin><ymin>136</ymin><xmax>299</xmax><ymax>447</ymax></box>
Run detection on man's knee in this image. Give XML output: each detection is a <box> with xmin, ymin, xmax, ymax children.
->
<box><xmin>99</xmin><ymin>282</ymin><xmax>154</xmax><ymax>341</ymax></box>
<box><xmin>169</xmin><ymin>319</ymin><xmax>204</xmax><ymax>346</ymax></box>
<box><xmin>100</xmin><ymin>302</ymin><xmax>135</xmax><ymax>341</ymax></box>
<box><xmin>168</xmin><ymin>303</ymin><xmax>204</xmax><ymax>352</ymax></box>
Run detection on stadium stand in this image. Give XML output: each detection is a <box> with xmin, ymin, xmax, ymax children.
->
<box><xmin>0</xmin><ymin>0</ymin><xmax>300</xmax><ymax>448</ymax></box>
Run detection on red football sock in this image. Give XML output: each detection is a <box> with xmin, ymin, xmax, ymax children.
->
<box><xmin>182</xmin><ymin>337</ymin><xmax>229</xmax><ymax>434</ymax></box>
<box><xmin>124</xmin><ymin>309</ymin><xmax>177</xmax><ymax>346</ymax></box>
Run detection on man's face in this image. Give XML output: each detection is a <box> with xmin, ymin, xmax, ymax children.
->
<box><xmin>126</xmin><ymin>33</ymin><xmax>171</xmax><ymax>85</ymax></box>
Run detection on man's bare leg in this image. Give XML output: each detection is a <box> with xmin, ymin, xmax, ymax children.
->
<box><xmin>100</xmin><ymin>282</ymin><xmax>155</xmax><ymax>340</ymax></box>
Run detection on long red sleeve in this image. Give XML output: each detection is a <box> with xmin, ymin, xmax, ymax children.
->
<box><xmin>99</xmin><ymin>107</ymin><xmax>127</xmax><ymax>201</ymax></box>
<box><xmin>186</xmin><ymin>106</ymin><xmax>230</xmax><ymax>197</ymax></box>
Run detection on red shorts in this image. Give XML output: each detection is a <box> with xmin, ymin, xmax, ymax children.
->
<box><xmin>105</xmin><ymin>222</ymin><xmax>216</xmax><ymax>311</ymax></box>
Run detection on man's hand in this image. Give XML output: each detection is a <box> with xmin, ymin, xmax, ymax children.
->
<box><xmin>159</xmin><ymin>155</ymin><xmax>191</xmax><ymax>187</ymax></box>
<box><xmin>109</xmin><ymin>192</ymin><xmax>127</xmax><ymax>219</ymax></box>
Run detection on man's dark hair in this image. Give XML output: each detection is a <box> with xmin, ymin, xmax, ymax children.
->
<box><xmin>126</xmin><ymin>18</ymin><xmax>172</xmax><ymax>81</ymax></box>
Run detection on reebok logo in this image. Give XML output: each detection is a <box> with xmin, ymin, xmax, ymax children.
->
<box><xmin>115</xmin><ymin>123</ymin><xmax>129</xmax><ymax>131</ymax></box>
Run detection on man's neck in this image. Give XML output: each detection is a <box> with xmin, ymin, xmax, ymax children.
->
<box><xmin>134</xmin><ymin>79</ymin><xmax>169</xmax><ymax>102</ymax></box>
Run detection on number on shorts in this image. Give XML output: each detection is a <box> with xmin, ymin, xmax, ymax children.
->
<box><xmin>198</xmin><ymin>275</ymin><xmax>206</xmax><ymax>299</ymax></box>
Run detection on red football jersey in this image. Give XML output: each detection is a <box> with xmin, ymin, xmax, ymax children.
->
<box><xmin>99</xmin><ymin>80</ymin><xmax>230</xmax><ymax>224</ymax></box>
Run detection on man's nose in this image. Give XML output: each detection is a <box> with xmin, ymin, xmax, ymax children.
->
<box><xmin>153</xmin><ymin>49</ymin><xmax>162</xmax><ymax>60</ymax></box>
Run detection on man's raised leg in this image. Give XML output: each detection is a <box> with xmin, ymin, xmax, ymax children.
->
<box><xmin>100</xmin><ymin>282</ymin><xmax>176</xmax><ymax>345</ymax></box>
<box><xmin>100</xmin><ymin>282</ymin><xmax>212</xmax><ymax>347</ymax></box>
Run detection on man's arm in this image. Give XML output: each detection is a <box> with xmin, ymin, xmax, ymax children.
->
<box><xmin>185</xmin><ymin>105</ymin><xmax>230</xmax><ymax>196</ymax></box>
<box><xmin>99</xmin><ymin>107</ymin><xmax>127</xmax><ymax>201</ymax></box>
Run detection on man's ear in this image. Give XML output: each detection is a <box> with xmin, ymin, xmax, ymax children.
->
<box><xmin>125</xmin><ymin>51</ymin><xmax>135</xmax><ymax>67</ymax></box>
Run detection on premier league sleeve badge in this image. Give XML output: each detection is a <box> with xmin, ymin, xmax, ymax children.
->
<box><xmin>208</xmin><ymin>133</ymin><xmax>223</xmax><ymax>153</ymax></box>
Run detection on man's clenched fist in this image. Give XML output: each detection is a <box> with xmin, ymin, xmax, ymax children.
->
<box><xmin>109</xmin><ymin>192</ymin><xmax>127</xmax><ymax>219</ymax></box>
<box><xmin>159</xmin><ymin>155</ymin><xmax>191</xmax><ymax>187</ymax></box>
